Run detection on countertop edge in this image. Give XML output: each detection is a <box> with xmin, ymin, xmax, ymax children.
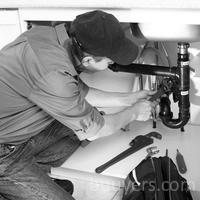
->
<box><xmin>1</xmin><ymin>0</ymin><xmax>200</xmax><ymax>9</ymax></box>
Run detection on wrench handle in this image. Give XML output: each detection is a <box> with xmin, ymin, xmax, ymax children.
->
<box><xmin>95</xmin><ymin>147</ymin><xmax>136</xmax><ymax>173</ymax></box>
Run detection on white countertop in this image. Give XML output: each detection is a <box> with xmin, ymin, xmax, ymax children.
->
<box><xmin>1</xmin><ymin>0</ymin><xmax>200</xmax><ymax>9</ymax></box>
<box><xmin>59</xmin><ymin>120</ymin><xmax>200</xmax><ymax>190</ymax></box>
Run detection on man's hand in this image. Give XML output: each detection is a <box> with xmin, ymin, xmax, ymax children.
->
<box><xmin>135</xmin><ymin>90</ymin><xmax>157</xmax><ymax>101</ymax></box>
<box><xmin>131</xmin><ymin>99</ymin><xmax>158</xmax><ymax>121</ymax></box>
<box><xmin>122</xmin><ymin>90</ymin><xmax>157</xmax><ymax>106</ymax></box>
<box><xmin>86</xmin><ymin>87</ymin><xmax>157</xmax><ymax>108</ymax></box>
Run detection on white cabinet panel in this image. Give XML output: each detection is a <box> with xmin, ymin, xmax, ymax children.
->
<box><xmin>0</xmin><ymin>10</ymin><xmax>21</xmax><ymax>49</ymax></box>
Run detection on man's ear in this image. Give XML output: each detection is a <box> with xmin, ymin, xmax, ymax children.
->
<box><xmin>81</xmin><ymin>56</ymin><xmax>95</xmax><ymax>67</ymax></box>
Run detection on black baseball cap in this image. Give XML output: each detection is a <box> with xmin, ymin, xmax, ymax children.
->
<box><xmin>70</xmin><ymin>10</ymin><xmax>139</xmax><ymax>65</ymax></box>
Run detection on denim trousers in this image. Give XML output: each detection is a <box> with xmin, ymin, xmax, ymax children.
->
<box><xmin>0</xmin><ymin>120</ymin><xmax>81</xmax><ymax>200</ymax></box>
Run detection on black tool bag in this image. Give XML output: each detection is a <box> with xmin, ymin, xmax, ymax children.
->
<box><xmin>122</xmin><ymin>156</ymin><xmax>193</xmax><ymax>200</ymax></box>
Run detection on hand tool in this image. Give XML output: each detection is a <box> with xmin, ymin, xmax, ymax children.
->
<box><xmin>176</xmin><ymin>149</ymin><xmax>187</xmax><ymax>174</ymax></box>
<box><xmin>148</xmin><ymin>78</ymin><xmax>173</xmax><ymax>102</ymax></box>
<box><xmin>166</xmin><ymin>148</ymin><xmax>169</xmax><ymax>157</ymax></box>
<box><xmin>145</xmin><ymin>146</ymin><xmax>160</xmax><ymax>159</ymax></box>
<box><xmin>149</xmin><ymin>87</ymin><xmax>166</xmax><ymax>102</ymax></box>
<box><xmin>149</xmin><ymin>80</ymin><xmax>172</xmax><ymax>129</ymax></box>
<box><xmin>95</xmin><ymin>131</ymin><xmax>162</xmax><ymax>174</ymax></box>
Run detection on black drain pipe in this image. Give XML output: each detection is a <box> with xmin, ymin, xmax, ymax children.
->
<box><xmin>108</xmin><ymin>42</ymin><xmax>190</xmax><ymax>129</ymax></box>
<box><xmin>160</xmin><ymin>43</ymin><xmax>190</xmax><ymax>128</ymax></box>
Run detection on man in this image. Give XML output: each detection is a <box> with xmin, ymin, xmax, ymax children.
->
<box><xmin>0</xmin><ymin>10</ymin><xmax>157</xmax><ymax>200</ymax></box>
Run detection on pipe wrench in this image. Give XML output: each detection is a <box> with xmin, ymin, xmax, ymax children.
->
<box><xmin>95</xmin><ymin>131</ymin><xmax>162</xmax><ymax>174</ymax></box>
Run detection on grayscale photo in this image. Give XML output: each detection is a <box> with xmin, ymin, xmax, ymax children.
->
<box><xmin>0</xmin><ymin>0</ymin><xmax>199</xmax><ymax>199</ymax></box>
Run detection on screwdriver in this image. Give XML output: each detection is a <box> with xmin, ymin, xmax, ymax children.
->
<box><xmin>176</xmin><ymin>149</ymin><xmax>187</xmax><ymax>174</ymax></box>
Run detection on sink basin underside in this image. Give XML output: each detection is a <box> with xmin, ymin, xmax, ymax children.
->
<box><xmin>131</xmin><ymin>23</ymin><xmax>200</xmax><ymax>42</ymax></box>
<box><xmin>17</xmin><ymin>7</ymin><xmax>200</xmax><ymax>42</ymax></box>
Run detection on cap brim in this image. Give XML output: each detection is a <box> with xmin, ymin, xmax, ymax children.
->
<box><xmin>110</xmin><ymin>38</ymin><xmax>139</xmax><ymax>65</ymax></box>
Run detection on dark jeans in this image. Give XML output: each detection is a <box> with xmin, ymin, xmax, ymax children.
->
<box><xmin>0</xmin><ymin>120</ymin><xmax>81</xmax><ymax>200</ymax></box>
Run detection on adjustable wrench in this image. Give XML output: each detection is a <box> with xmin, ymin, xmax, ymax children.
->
<box><xmin>148</xmin><ymin>80</ymin><xmax>172</xmax><ymax>102</ymax></box>
<box><xmin>95</xmin><ymin>132</ymin><xmax>162</xmax><ymax>174</ymax></box>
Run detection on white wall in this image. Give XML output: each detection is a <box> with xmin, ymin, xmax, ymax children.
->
<box><xmin>0</xmin><ymin>10</ymin><xmax>21</xmax><ymax>49</ymax></box>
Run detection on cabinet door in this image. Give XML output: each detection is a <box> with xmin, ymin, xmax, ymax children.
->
<box><xmin>0</xmin><ymin>9</ymin><xmax>21</xmax><ymax>49</ymax></box>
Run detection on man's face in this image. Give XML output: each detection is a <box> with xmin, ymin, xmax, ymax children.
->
<box><xmin>82</xmin><ymin>56</ymin><xmax>114</xmax><ymax>73</ymax></box>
